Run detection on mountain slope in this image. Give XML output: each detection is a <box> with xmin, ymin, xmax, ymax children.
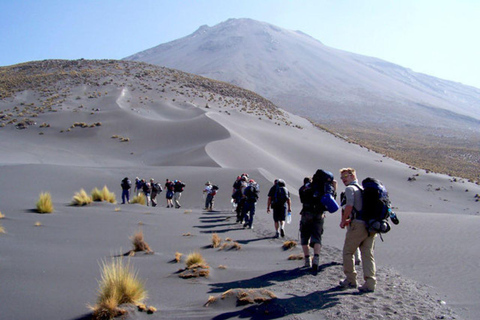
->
<box><xmin>125</xmin><ymin>18</ymin><xmax>480</xmax><ymax>127</ymax></box>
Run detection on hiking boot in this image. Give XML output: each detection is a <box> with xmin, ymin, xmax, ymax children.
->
<box><xmin>358</xmin><ymin>284</ymin><xmax>375</xmax><ymax>293</ymax></box>
<box><xmin>339</xmin><ymin>279</ymin><xmax>358</xmax><ymax>289</ymax></box>
<box><xmin>274</xmin><ymin>232</ymin><xmax>280</xmax><ymax>238</ymax></box>
<box><xmin>312</xmin><ymin>255</ymin><xmax>319</xmax><ymax>271</ymax></box>
<box><xmin>304</xmin><ymin>256</ymin><xmax>311</xmax><ymax>268</ymax></box>
<box><xmin>280</xmin><ymin>228</ymin><xmax>285</xmax><ymax>238</ymax></box>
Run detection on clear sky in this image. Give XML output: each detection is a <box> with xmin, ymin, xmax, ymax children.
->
<box><xmin>1</xmin><ymin>0</ymin><xmax>479</xmax><ymax>89</ymax></box>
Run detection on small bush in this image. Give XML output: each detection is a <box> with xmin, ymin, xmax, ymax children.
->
<box><xmin>130</xmin><ymin>230</ymin><xmax>153</xmax><ymax>254</ymax></box>
<box><xmin>131</xmin><ymin>194</ymin><xmax>146</xmax><ymax>205</ymax></box>
<box><xmin>211</xmin><ymin>233</ymin><xmax>221</xmax><ymax>248</ymax></box>
<box><xmin>282</xmin><ymin>240</ymin><xmax>297</xmax><ymax>250</ymax></box>
<box><xmin>91</xmin><ymin>188</ymin><xmax>103</xmax><ymax>202</ymax></box>
<box><xmin>175</xmin><ymin>252</ymin><xmax>183</xmax><ymax>263</ymax></box>
<box><xmin>0</xmin><ymin>223</ymin><xmax>5</xmax><ymax>234</ymax></box>
<box><xmin>72</xmin><ymin>189</ymin><xmax>92</xmax><ymax>206</ymax></box>
<box><xmin>185</xmin><ymin>252</ymin><xmax>206</xmax><ymax>268</ymax></box>
<box><xmin>102</xmin><ymin>186</ymin><xmax>116</xmax><ymax>203</ymax></box>
<box><xmin>0</xmin><ymin>211</ymin><xmax>5</xmax><ymax>219</ymax></box>
<box><xmin>91</xmin><ymin>257</ymin><xmax>147</xmax><ymax>320</ymax></box>
<box><xmin>36</xmin><ymin>192</ymin><xmax>54</xmax><ymax>213</ymax></box>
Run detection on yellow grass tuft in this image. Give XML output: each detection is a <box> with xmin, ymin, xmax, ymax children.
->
<box><xmin>91</xmin><ymin>186</ymin><xmax>116</xmax><ymax>203</ymax></box>
<box><xmin>218</xmin><ymin>265</ymin><xmax>227</xmax><ymax>269</ymax></box>
<box><xmin>91</xmin><ymin>257</ymin><xmax>147</xmax><ymax>320</ymax></box>
<box><xmin>147</xmin><ymin>306</ymin><xmax>157</xmax><ymax>314</ymax></box>
<box><xmin>0</xmin><ymin>211</ymin><xmax>5</xmax><ymax>219</ymax></box>
<box><xmin>131</xmin><ymin>194</ymin><xmax>146</xmax><ymax>205</ymax></box>
<box><xmin>211</xmin><ymin>233</ymin><xmax>222</xmax><ymax>248</ymax></box>
<box><xmin>184</xmin><ymin>209</ymin><xmax>192</xmax><ymax>214</ymax></box>
<box><xmin>114</xmin><ymin>207</ymin><xmax>121</xmax><ymax>212</ymax></box>
<box><xmin>130</xmin><ymin>230</ymin><xmax>153</xmax><ymax>253</ymax></box>
<box><xmin>175</xmin><ymin>252</ymin><xmax>183</xmax><ymax>263</ymax></box>
<box><xmin>282</xmin><ymin>240</ymin><xmax>297</xmax><ymax>250</ymax></box>
<box><xmin>72</xmin><ymin>189</ymin><xmax>92</xmax><ymax>206</ymax></box>
<box><xmin>137</xmin><ymin>303</ymin><xmax>147</xmax><ymax>312</ymax></box>
<box><xmin>34</xmin><ymin>221</ymin><xmax>42</xmax><ymax>227</ymax></box>
<box><xmin>204</xmin><ymin>295</ymin><xmax>217</xmax><ymax>307</ymax></box>
<box><xmin>91</xmin><ymin>187</ymin><xmax>103</xmax><ymax>202</ymax></box>
<box><xmin>102</xmin><ymin>185</ymin><xmax>116</xmax><ymax>203</ymax></box>
<box><xmin>0</xmin><ymin>223</ymin><xmax>5</xmax><ymax>234</ymax></box>
<box><xmin>288</xmin><ymin>254</ymin><xmax>304</xmax><ymax>260</ymax></box>
<box><xmin>185</xmin><ymin>252</ymin><xmax>206</xmax><ymax>268</ymax></box>
<box><xmin>182</xmin><ymin>232</ymin><xmax>191</xmax><ymax>237</ymax></box>
<box><xmin>36</xmin><ymin>192</ymin><xmax>54</xmax><ymax>213</ymax></box>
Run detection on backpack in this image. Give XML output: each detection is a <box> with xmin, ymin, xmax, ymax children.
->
<box><xmin>153</xmin><ymin>183</ymin><xmax>162</xmax><ymax>193</ymax></box>
<box><xmin>121</xmin><ymin>178</ymin><xmax>131</xmax><ymax>190</ymax></box>
<box><xmin>357</xmin><ymin>177</ymin><xmax>398</xmax><ymax>236</ymax></box>
<box><xmin>273</xmin><ymin>185</ymin><xmax>288</xmax><ymax>207</ymax></box>
<box><xmin>244</xmin><ymin>185</ymin><xmax>259</xmax><ymax>203</ymax></box>
<box><xmin>311</xmin><ymin>170</ymin><xmax>337</xmax><ymax>212</ymax></box>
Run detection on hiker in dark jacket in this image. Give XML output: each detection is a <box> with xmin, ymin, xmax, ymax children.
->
<box><xmin>173</xmin><ymin>180</ymin><xmax>185</xmax><ymax>208</ymax></box>
<box><xmin>267</xmin><ymin>179</ymin><xmax>291</xmax><ymax>238</ymax></box>
<box><xmin>150</xmin><ymin>178</ymin><xmax>162</xmax><ymax>207</ymax></box>
<box><xmin>142</xmin><ymin>181</ymin><xmax>152</xmax><ymax>206</ymax></box>
<box><xmin>121</xmin><ymin>177</ymin><xmax>132</xmax><ymax>204</ymax></box>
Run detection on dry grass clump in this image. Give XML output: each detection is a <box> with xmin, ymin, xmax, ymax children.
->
<box><xmin>282</xmin><ymin>240</ymin><xmax>297</xmax><ymax>250</ymax></box>
<box><xmin>204</xmin><ymin>295</ymin><xmax>217</xmax><ymax>307</ymax></box>
<box><xmin>131</xmin><ymin>194</ymin><xmax>146</xmax><ymax>205</ymax></box>
<box><xmin>0</xmin><ymin>211</ymin><xmax>5</xmax><ymax>219</ymax></box>
<box><xmin>36</xmin><ymin>192</ymin><xmax>54</xmax><ymax>213</ymax></box>
<box><xmin>211</xmin><ymin>233</ymin><xmax>222</xmax><ymax>248</ymax></box>
<box><xmin>185</xmin><ymin>252</ymin><xmax>206</xmax><ymax>268</ymax></box>
<box><xmin>90</xmin><ymin>257</ymin><xmax>147</xmax><ymax>320</ymax></box>
<box><xmin>219</xmin><ymin>241</ymin><xmax>242</xmax><ymax>251</ymax></box>
<box><xmin>0</xmin><ymin>223</ymin><xmax>5</xmax><ymax>234</ymax></box>
<box><xmin>34</xmin><ymin>221</ymin><xmax>42</xmax><ymax>227</ymax></box>
<box><xmin>219</xmin><ymin>289</ymin><xmax>277</xmax><ymax>306</ymax></box>
<box><xmin>91</xmin><ymin>186</ymin><xmax>116</xmax><ymax>203</ymax></box>
<box><xmin>128</xmin><ymin>230</ymin><xmax>153</xmax><ymax>255</ymax></box>
<box><xmin>71</xmin><ymin>189</ymin><xmax>92</xmax><ymax>206</ymax></box>
<box><xmin>174</xmin><ymin>252</ymin><xmax>183</xmax><ymax>263</ymax></box>
<box><xmin>288</xmin><ymin>254</ymin><xmax>304</xmax><ymax>260</ymax></box>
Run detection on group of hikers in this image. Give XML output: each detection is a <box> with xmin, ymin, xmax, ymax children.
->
<box><xmin>229</xmin><ymin>168</ymin><xmax>397</xmax><ymax>294</ymax></box>
<box><xmin>121</xmin><ymin>177</ymin><xmax>186</xmax><ymax>208</ymax></box>
<box><xmin>120</xmin><ymin>167</ymin><xmax>398</xmax><ymax>294</ymax></box>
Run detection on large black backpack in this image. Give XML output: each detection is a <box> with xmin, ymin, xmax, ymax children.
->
<box><xmin>360</xmin><ymin>177</ymin><xmax>398</xmax><ymax>235</ymax></box>
<box><xmin>311</xmin><ymin>169</ymin><xmax>336</xmax><ymax>213</ymax></box>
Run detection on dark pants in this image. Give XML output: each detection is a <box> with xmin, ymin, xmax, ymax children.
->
<box><xmin>242</xmin><ymin>201</ymin><xmax>256</xmax><ymax>227</ymax></box>
<box><xmin>122</xmin><ymin>189</ymin><xmax>130</xmax><ymax>204</ymax></box>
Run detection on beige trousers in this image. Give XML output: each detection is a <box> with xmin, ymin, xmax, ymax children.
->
<box><xmin>343</xmin><ymin>219</ymin><xmax>376</xmax><ymax>290</ymax></box>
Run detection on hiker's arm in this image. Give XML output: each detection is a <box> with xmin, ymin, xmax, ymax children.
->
<box><xmin>340</xmin><ymin>205</ymin><xmax>353</xmax><ymax>228</ymax></box>
<box><xmin>267</xmin><ymin>197</ymin><xmax>272</xmax><ymax>213</ymax></box>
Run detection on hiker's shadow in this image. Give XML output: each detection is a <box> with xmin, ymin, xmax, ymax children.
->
<box><xmin>199</xmin><ymin>227</ymin><xmax>245</xmax><ymax>234</ymax></box>
<box><xmin>210</xmin><ymin>262</ymin><xmax>340</xmax><ymax>293</ymax></box>
<box><xmin>236</xmin><ymin>236</ymin><xmax>274</xmax><ymax>245</ymax></box>
<box><xmin>212</xmin><ymin>286</ymin><xmax>352</xmax><ymax>320</ymax></box>
<box><xmin>210</xmin><ymin>268</ymin><xmax>304</xmax><ymax>293</ymax></box>
<box><xmin>194</xmin><ymin>222</ymin><xmax>238</xmax><ymax>229</ymax></box>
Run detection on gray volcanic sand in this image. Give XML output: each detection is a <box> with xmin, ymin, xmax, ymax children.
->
<box><xmin>1</xmin><ymin>63</ymin><xmax>479</xmax><ymax>319</ymax></box>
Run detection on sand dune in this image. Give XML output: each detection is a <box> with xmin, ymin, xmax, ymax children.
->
<box><xmin>0</xmin><ymin>60</ymin><xmax>479</xmax><ymax>319</ymax></box>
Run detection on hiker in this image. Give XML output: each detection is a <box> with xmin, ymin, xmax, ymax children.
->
<box><xmin>121</xmin><ymin>177</ymin><xmax>132</xmax><ymax>204</ymax></box>
<box><xmin>340</xmin><ymin>188</ymin><xmax>362</xmax><ymax>266</ymax></box>
<box><xmin>298</xmin><ymin>177</ymin><xmax>324</xmax><ymax>271</ymax></box>
<box><xmin>134</xmin><ymin>177</ymin><xmax>144</xmax><ymax>196</ymax></box>
<box><xmin>142</xmin><ymin>181</ymin><xmax>152</xmax><ymax>206</ymax></box>
<box><xmin>232</xmin><ymin>174</ymin><xmax>248</xmax><ymax>223</ymax></box>
<box><xmin>339</xmin><ymin>168</ymin><xmax>376</xmax><ymax>293</ymax></box>
<box><xmin>173</xmin><ymin>180</ymin><xmax>185</xmax><ymax>209</ymax></box>
<box><xmin>165</xmin><ymin>179</ymin><xmax>175</xmax><ymax>208</ymax></box>
<box><xmin>203</xmin><ymin>181</ymin><xmax>218</xmax><ymax>211</ymax></box>
<box><xmin>150</xmin><ymin>178</ymin><xmax>162</xmax><ymax>207</ymax></box>
<box><xmin>267</xmin><ymin>179</ymin><xmax>291</xmax><ymax>238</ymax></box>
<box><xmin>242</xmin><ymin>179</ymin><xmax>259</xmax><ymax>229</ymax></box>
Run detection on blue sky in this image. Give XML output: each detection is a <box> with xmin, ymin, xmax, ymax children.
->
<box><xmin>1</xmin><ymin>0</ymin><xmax>479</xmax><ymax>89</ymax></box>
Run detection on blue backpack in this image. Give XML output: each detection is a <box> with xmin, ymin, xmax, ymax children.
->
<box><xmin>359</xmin><ymin>178</ymin><xmax>396</xmax><ymax>235</ymax></box>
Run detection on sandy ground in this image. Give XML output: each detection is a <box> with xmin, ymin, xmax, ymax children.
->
<box><xmin>1</xmin><ymin>60</ymin><xmax>479</xmax><ymax>319</ymax></box>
